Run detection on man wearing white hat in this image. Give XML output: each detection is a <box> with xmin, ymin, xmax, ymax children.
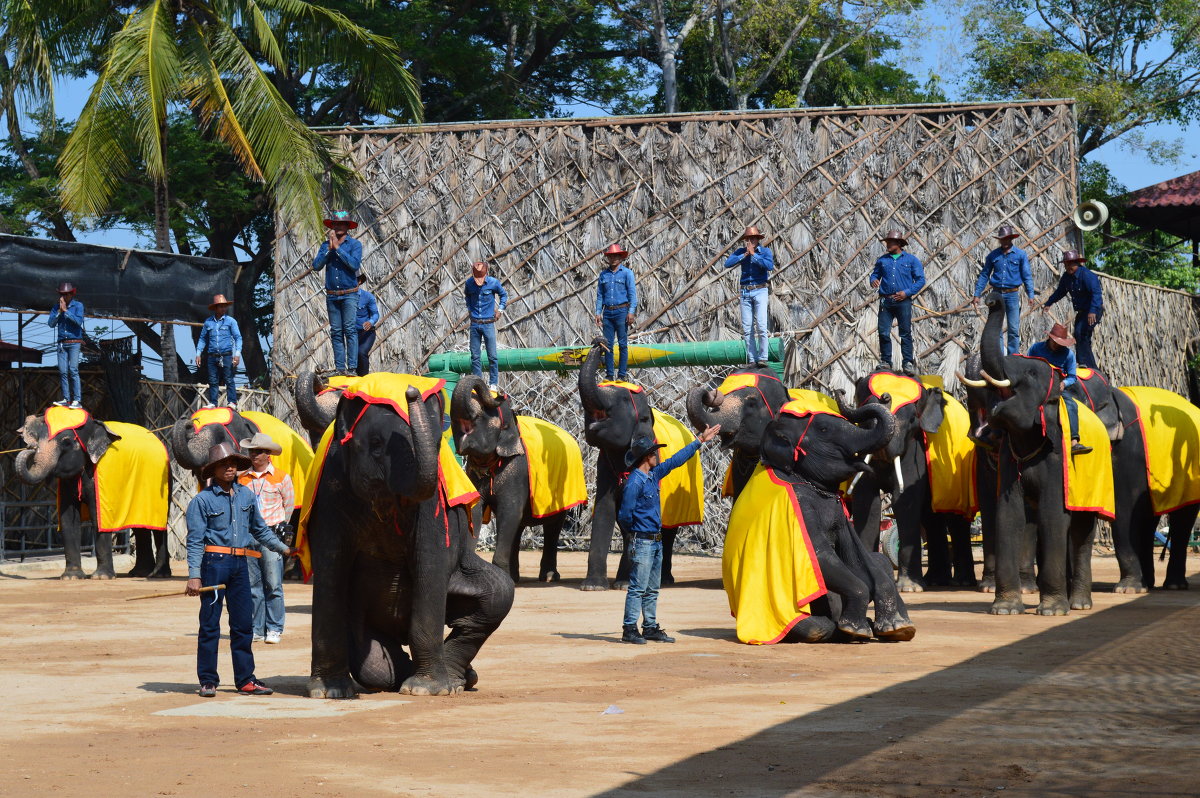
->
<box><xmin>312</xmin><ymin>209</ymin><xmax>363</xmax><ymax>374</ymax></box>
<box><xmin>237</xmin><ymin>432</ymin><xmax>295</xmax><ymax>645</ymax></box>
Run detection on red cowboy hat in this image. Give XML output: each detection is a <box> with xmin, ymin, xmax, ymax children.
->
<box><xmin>602</xmin><ymin>243</ymin><xmax>628</xmax><ymax>258</ymax></box>
<box><xmin>880</xmin><ymin>229</ymin><xmax>908</xmax><ymax>246</ymax></box>
<box><xmin>57</xmin><ymin>282</ymin><xmax>77</xmax><ymax>294</ymax></box>
<box><xmin>1060</xmin><ymin>250</ymin><xmax>1085</xmax><ymax>264</ymax></box>
<box><xmin>995</xmin><ymin>224</ymin><xmax>1019</xmax><ymax>240</ymax></box>
<box><xmin>322</xmin><ymin>209</ymin><xmax>358</xmax><ymax>229</ymax></box>
<box><xmin>208</xmin><ymin>293</ymin><xmax>233</xmax><ymax>311</ymax></box>
<box><xmin>1048</xmin><ymin>322</ymin><xmax>1076</xmax><ymax>347</ymax></box>
<box><xmin>740</xmin><ymin>226</ymin><xmax>765</xmax><ymax>240</ymax></box>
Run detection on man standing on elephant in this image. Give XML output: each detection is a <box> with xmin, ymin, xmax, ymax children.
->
<box><xmin>48</xmin><ymin>282</ymin><xmax>85</xmax><ymax>409</ymax></box>
<box><xmin>1041</xmin><ymin>250</ymin><xmax>1103</xmax><ymax>369</ymax></box>
<box><xmin>617</xmin><ymin>424</ymin><xmax>720</xmax><ymax>644</ymax></box>
<box><xmin>464</xmin><ymin>260</ymin><xmax>508</xmax><ymax>392</ymax></box>
<box><xmin>1028</xmin><ymin>324</ymin><xmax>1092</xmax><ymax>456</ymax></box>
<box><xmin>594</xmin><ymin>243</ymin><xmax>637</xmax><ymax>381</ymax></box>
<box><xmin>355</xmin><ymin>272</ymin><xmax>380</xmax><ymax>376</ymax></box>
<box><xmin>195</xmin><ymin>294</ymin><xmax>242</xmax><ymax>410</ymax></box>
<box><xmin>186</xmin><ymin>442</ymin><xmax>297</xmax><ymax>697</ymax></box>
<box><xmin>311</xmin><ymin>209</ymin><xmax>363</xmax><ymax>374</ymax></box>
<box><xmin>724</xmin><ymin>227</ymin><xmax>774</xmax><ymax>366</ymax></box>
<box><xmin>237</xmin><ymin>432</ymin><xmax>295</xmax><ymax>646</ymax></box>
<box><xmin>870</xmin><ymin>230</ymin><xmax>925</xmax><ymax>375</ymax></box>
<box><xmin>972</xmin><ymin>224</ymin><xmax>1035</xmax><ymax>355</ymax></box>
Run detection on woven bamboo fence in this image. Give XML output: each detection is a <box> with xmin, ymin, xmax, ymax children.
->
<box><xmin>268</xmin><ymin>100</ymin><xmax>1200</xmax><ymax>551</ymax></box>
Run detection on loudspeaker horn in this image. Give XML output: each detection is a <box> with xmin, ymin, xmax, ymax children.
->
<box><xmin>1072</xmin><ymin>200</ymin><xmax>1109</xmax><ymax>231</ymax></box>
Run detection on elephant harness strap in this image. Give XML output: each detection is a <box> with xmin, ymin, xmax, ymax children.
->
<box><xmin>720</xmin><ymin>372</ymin><xmax>784</xmax><ymax>419</ymax></box>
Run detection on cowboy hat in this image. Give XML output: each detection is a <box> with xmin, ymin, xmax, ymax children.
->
<box><xmin>323</xmin><ymin>209</ymin><xmax>359</xmax><ymax>229</ymax></box>
<box><xmin>624</xmin><ymin>435</ymin><xmax>665</xmax><ymax>469</ymax></box>
<box><xmin>208</xmin><ymin>294</ymin><xmax>233</xmax><ymax>310</ymax></box>
<box><xmin>201</xmin><ymin>441</ymin><xmax>252</xmax><ymax>478</ymax></box>
<box><xmin>995</xmin><ymin>224</ymin><xmax>1019</xmax><ymax>240</ymax></box>
<box><xmin>740</xmin><ymin>226</ymin><xmax>765</xmax><ymax>241</ymax></box>
<box><xmin>1047</xmin><ymin>322</ymin><xmax>1076</xmax><ymax>347</ymax></box>
<box><xmin>880</xmin><ymin>229</ymin><xmax>908</xmax><ymax>246</ymax></box>
<box><xmin>57</xmin><ymin>282</ymin><xmax>77</xmax><ymax>294</ymax></box>
<box><xmin>238</xmin><ymin>432</ymin><xmax>282</xmax><ymax>456</ymax></box>
<box><xmin>1060</xmin><ymin>250</ymin><xmax>1086</xmax><ymax>265</ymax></box>
<box><xmin>602</xmin><ymin>243</ymin><xmax>628</xmax><ymax>258</ymax></box>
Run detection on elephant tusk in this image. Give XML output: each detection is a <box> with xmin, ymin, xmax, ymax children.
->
<box><xmin>846</xmin><ymin>453</ymin><xmax>872</xmax><ymax>494</ymax></box>
<box><xmin>956</xmin><ymin>371</ymin><xmax>988</xmax><ymax>388</ymax></box>
<box><xmin>893</xmin><ymin>455</ymin><xmax>904</xmax><ymax>493</ymax></box>
<box><xmin>980</xmin><ymin>370</ymin><xmax>1011</xmax><ymax>388</ymax></box>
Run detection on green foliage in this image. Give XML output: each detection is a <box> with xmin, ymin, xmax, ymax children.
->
<box><xmin>0</xmin><ymin>116</ymin><xmax>71</xmax><ymax>235</ymax></box>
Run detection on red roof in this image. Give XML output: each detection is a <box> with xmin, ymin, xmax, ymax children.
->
<box><xmin>1126</xmin><ymin>168</ymin><xmax>1200</xmax><ymax>209</ymax></box>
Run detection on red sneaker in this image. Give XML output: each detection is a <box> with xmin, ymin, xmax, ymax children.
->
<box><xmin>237</xmin><ymin>679</ymin><xmax>274</xmax><ymax>695</ymax></box>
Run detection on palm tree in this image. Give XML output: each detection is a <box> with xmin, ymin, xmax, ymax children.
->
<box><xmin>58</xmin><ymin>0</ymin><xmax>422</xmax><ymax>251</ymax></box>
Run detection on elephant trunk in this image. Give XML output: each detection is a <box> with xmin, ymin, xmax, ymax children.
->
<box><xmin>295</xmin><ymin>370</ymin><xmax>335</xmax><ymax>435</ymax></box>
<box><xmin>407</xmin><ymin>387</ymin><xmax>441</xmax><ymax>502</ymax></box>
<box><xmin>171</xmin><ymin>417</ymin><xmax>209</xmax><ymax>471</ymax></box>
<box><xmin>451</xmin><ymin>375</ymin><xmax>487</xmax><ymax>422</ymax></box>
<box><xmin>980</xmin><ymin>294</ymin><xmax>1009</xmax><ymax>381</ymax></box>
<box><xmin>847</xmin><ymin>400</ymin><xmax>896</xmax><ymax>454</ymax></box>
<box><xmin>578</xmin><ymin>337</ymin><xmax>607</xmax><ymax>412</ymax></box>
<box><xmin>685</xmin><ymin>386</ymin><xmax>716</xmax><ymax>432</ymax></box>
<box><xmin>14</xmin><ymin>447</ymin><xmax>53</xmax><ymax>484</ymax></box>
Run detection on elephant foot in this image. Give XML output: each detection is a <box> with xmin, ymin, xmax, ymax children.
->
<box><xmin>308</xmin><ymin>675</ymin><xmax>358</xmax><ymax>699</ymax></box>
<box><xmin>612</xmin><ymin>579</ymin><xmax>629</xmax><ymax>591</ymax></box>
<box><xmin>895</xmin><ymin>575</ymin><xmax>926</xmax><ymax>593</ymax></box>
<box><xmin>978</xmin><ymin>575</ymin><xmax>996</xmax><ymax>593</ymax></box>
<box><xmin>1163</xmin><ymin>578</ymin><xmax>1189</xmax><ymax>591</ymax></box>
<box><xmin>464</xmin><ymin>667</ymin><xmax>479</xmax><ymax>690</ymax></box>
<box><xmin>147</xmin><ymin>565</ymin><xmax>173</xmax><ymax>579</ymax></box>
<box><xmin>923</xmin><ymin>570</ymin><xmax>953</xmax><ymax>587</ymax></box>
<box><xmin>989</xmin><ymin>598</ymin><xmax>1026</xmax><ymax>615</ymax></box>
<box><xmin>951</xmin><ymin>575</ymin><xmax>979</xmax><ymax>588</ymax></box>
<box><xmin>660</xmin><ymin>572</ymin><xmax>675</xmax><ymax>587</ymax></box>
<box><xmin>401</xmin><ymin>673</ymin><xmax>461</xmax><ymax>696</ymax></box>
<box><xmin>1020</xmin><ymin>579</ymin><xmax>1038</xmax><ymax>595</ymax></box>
<box><xmin>60</xmin><ymin>568</ymin><xmax>88</xmax><ymax>580</ymax></box>
<box><xmin>872</xmin><ymin>616</ymin><xmax>916</xmax><ymax>642</ymax></box>
<box><xmin>836</xmin><ymin>617</ymin><xmax>873</xmax><ymax>641</ymax></box>
<box><xmin>579</xmin><ymin>575</ymin><xmax>611</xmax><ymax>591</ymax></box>
<box><xmin>539</xmin><ymin>570</ymin><xmax>560</xmax><ymax>583</ymax></box>
<box><xmin>125</xmin><ymin>565</ymin><xmax>153</xmax><ymax>578</ymax></box>
<box><xmin>1113</xmin><ymin>577</ymin><xmax>1149</xmax><ymax>594</ymax></box>
<box><xmin>1036</xmin><ymin>599</ymin><xmax>1070</xmax><ymax>616</ymax></box>
<box><xmin>92</xmin><ymin>570</ymin><xmax>116</xmax><ymax>580</ymax></box>
<box><xmin>1070</xmin><ymin>594</ymin><xmax>1093</xmax><ymax>611</ymax></box>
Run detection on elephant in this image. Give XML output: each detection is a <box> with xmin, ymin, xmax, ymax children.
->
<box><xmin>16</xmin><ymin>408</ymin><xmax>171</xmax><ymax>579</ymax></box>
<box><xmin>959</xmin><ymin>353</ymin><xmax>1009</xmax><ymax>594</ymax></box>
<box><xmin>724</xmin><ymin>397</ymin><xmax>915</xmax><ymax>643</ymax></box>
<box><xmin>171</xmin><ymin>407</ymin><xmax>258</xmax><ymax>478</ymax></box>
<box><xmin>844</xmin><ymin>372</ymin><xmax>977</xmax><ymax>592</ymax></box>
<box><xmin>294</xmin><ymin>372</ymin><xmax>358</xmax><ymax>446</ymax></box>
<box><xmin>449</xmin><ymin>375</ymin><xmax>586</xmax><ymax>583</ymax></box>
<box><xmin>300</xmin><ymin>372</ymin><xmax>515</xmax><ymax>698</ymax></box>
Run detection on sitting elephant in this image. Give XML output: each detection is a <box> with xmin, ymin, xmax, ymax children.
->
<box><xmin>16</xmin><ymin>407</ymin><xmax>170</xmax><ymax>579</ymax></box>
<box><xmin>723</xmin><ymin>398</ymin><xmax>915</xmax><ymax>643</ymax></box>
<box><xmin>297</xmin><ymin>372</ymin><xmax>514</xmax><ymax>698</ymax></box>
<box><xmin>449</xmin><ymin>376</ymin><xmax>587</xmax><ymax>583</ymax></box>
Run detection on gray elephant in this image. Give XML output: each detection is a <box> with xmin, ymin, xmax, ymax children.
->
<box><xmin>171</xmin><ymin>407</ymin><xmax>259</xmax><ymax>478</ymax></box>
<box><xmin>297</xmin><ymin>372</ymin><xmax>514</xmax><ymax>698</ymax></box>
<box><xmin>449</xmin><ymin>375</ymin><xmax>586</xmax><ymax>583</ymax></box>
<box><xmin>16</xmin><ymin>408</ymin><xmax>171</xmax><ymax>579</ymax></box>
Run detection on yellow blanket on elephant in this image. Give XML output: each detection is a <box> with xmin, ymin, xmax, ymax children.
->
<box><xmin>919</xmin><ymin>379</ymin><xmax>977</xmax><ymax>517</ymax></box>
<box><xmin>63</xmin><ymin>421</ymin><xmax>169</xmax><ymax>532</ymax></box>
<box><xmin>1119</xmin><ymin>386</ymin><xmax>1200</xmax><ymax>514</ymax></box>
<box><xmin>341</xmin><ymin>372</ymin><xmax>447</xmax><ymax>421</ymax></box>
<box><xmin>786</xmin><ymin>388</ymin><xmax>839</xmax><ymax>414</ymax></box>
<box><xmin>44</xmin><ymin>405</ymin><xmax>89</xmax><ymax>438</ymax></box>
<box><xmin>516</xmin><ymin>416</ymin><xmax>587</xmax><ymax>518</ymax></box>
<box><xmin>652</xmin><ymin>409</ymin><xmax>704</xmax><ymax>528</ymax></box>
<box><xmin>241</xmin><ymin>411</ymin><xmax>314</xmax><ymax>510</ymax></box>
<box><xmin>1060</xmin><ymin>400</ymin><xmax>1114</xmax><ymax>519</ymax></box>
<box><xmin>191</xmin><ymin>406</ymin><xmax>237</xmax><ymax>435</ymax></box>
<box><xmin>867</xmin><ymin>372</ymin><xmax>923</xmax><ymax>412</ymax></box>
<box><xmin>723</xmin><ymin>464</ymin><xmax>827</xmax><ymax>645</ymax></box>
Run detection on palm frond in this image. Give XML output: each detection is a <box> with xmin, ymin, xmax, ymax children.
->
<box><xmin>58</xmin><ymin>58</ymin><xmax>133</xmax><ymax>216</ymax></box>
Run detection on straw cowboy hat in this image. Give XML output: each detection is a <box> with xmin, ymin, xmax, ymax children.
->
<box><xmin>238</xmin><ymin>432</ymin><xmax>282</xmax><ymax>456</ymax></box>
<box><xmin>1048</xmin><ymin>322</ymin><xmax>1076</xmax><ymax>347</ymax></box>
<box><xmin>323</xmin><ymin>209</ymin><xmax>358</xmax><ymax>229</ymax></box>
<box><xmin>624</xmin><ymin>435</ymin><xmax>665</xmax><ymax>469</ymax></box>
<box><xmin>201</xmin><ymin>442</ymin><xmax>251</xmax><ymax>478</ymax></box>
<box><xmin>880</xmin><ymin>229</ymin><xmax>908</xmax><ymax>246</ymax></box>
<box><xmin>602</xmin><ymin>243</ymin><xmax>628</xmax><ymax>258</ymax></box>
<box><xmin>57</xmin><ymin>282</ymin><xmax>77</xmax><ymax>294</ymax></box>
<box><xmin>1060</xmin><ymin>250</ymin><xmax>1086</xmax><ymax>265</ymax></box>
<box><xmin>995</xmin><ymin>224</ymin><xmax>1019</xmax><ymax>240</ymax></box>
<box><xmin>740</xmin><ymin>226</ymin><xmax>765</xmax><ymax>241</ymax></box>
<box><xmin>208</xmin><ymin>293</ymin><xmax>233</xmax><ymax>311</ymax></box>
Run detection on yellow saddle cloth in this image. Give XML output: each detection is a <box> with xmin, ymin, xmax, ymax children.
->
<box><xmin>918</xmin><ymin>379</ymin><xmax>977</xmax><ymax>517</ymax></box>
<box><xmin>516</xmin><ymin>416</ymin><xmax>587</xmax><ymax>518</ymax></box>
<box><xmin>1060</xmin><ymin>400</ymin><xmax>1114</xmax><ymax>519</ymax></box>
<box><xmin>723</xmin><ymin>465</ymin><xmax>827</xmax><ymax>645</ymax></box>
<box><xmin>652</xmin><ymin>409</ymin><xmax>705</xmax><ymax>528</ymax></box>
<box><xmin>867</xmin><ymin>372</ymin><xmax>923</xmax><ymax>412</ymax></box>
<box><xmin>1119</xmin><ymin>386</ymin><xmax>1200</xmax><ymax>514</ymax></box>
<box><xmin>60</xmin><ymin>420</ymin><xmax>169</xmax><ymax>532</ymax></box>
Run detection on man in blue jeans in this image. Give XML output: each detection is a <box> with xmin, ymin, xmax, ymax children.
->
<box><xmin>47</xmin><ymin>282</ymin><xmax>85</xmax><ymax>409</ymax></box>
<box><xmin>311</xmin><ymin>209</ymin><xmax>363</xmax><ymax>373</ymax></box>
<box><xmin>973</xmin><ymin>224</ymin><xmax>1036</xmax><ymax>354</ymax></box>
<box><xmin>870</xmin><ymin>230</ymin><xmax>926</xmax><ymax>375</ymax></box>
<box><xmin>355</xmin><ymin>272</ymin><xmax>380</xmax><ymax>376</ymax></box>
<box><xmin>593</xmin><ymin>243</ymin><xmax>637</xmax><ymax>380</ymax></box>
<box><xmin>194</xmin><ymin>294</ymin><xmax>242</xmax><ymax>409</ymax></box>
<box><xmin>1041</xmin><ymin>250</ymin><xmax>1104</xmax><ymax>369</ymax></box>
<box><xmin>617</xmin><ymin>424</ymin><xmax>720</xmax><ymax>644</ymax></box>
<box><xmin>464</xmin><ymin>260</ymin><xmax>508</xmax><ymax>391</ymax></box>
<box><xmin>185</xmin><ymin>442</ymin><xmax>297</xmax><ymax>697</ymax></box>
<box><xmin>724</xmin><ymin>226</ymin><xmax>774</xmax><ymax>366</ymax></box>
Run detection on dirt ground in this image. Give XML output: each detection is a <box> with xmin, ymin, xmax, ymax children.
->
<box><xmin>1</xmin><ymin>551</ymin><xmax>1198</xmax><ymax>798</ymax></box>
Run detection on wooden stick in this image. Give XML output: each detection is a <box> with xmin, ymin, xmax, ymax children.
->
<box><xmin>125</xmin><ymin>584</ymin><xmax>226</xmax><ymax>601</ymax></box>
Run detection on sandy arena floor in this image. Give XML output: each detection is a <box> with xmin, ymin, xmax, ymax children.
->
<box><xmin>1</xmin><ymin>551</ymin><xmax>1198</xmax><ymax>798</ymax></box>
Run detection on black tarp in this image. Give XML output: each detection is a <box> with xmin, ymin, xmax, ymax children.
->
<box><xmin>0</xmin><ymin>233</ymin><xmax>237</xmax><ymax>323</ymax></box>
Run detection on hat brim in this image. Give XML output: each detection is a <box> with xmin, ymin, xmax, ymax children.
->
<box><xmin>239</xmin><ymin>438</ymin><xmax>282</xmax><ymax>455</ymax></box>
<box><xmin>1049</xmin><ymin>333</ymin><xmax>1077</xmax><ymax>347</ymax></box>
<box><xmin>1062</xmin><ymin>257</ymin><xmax>1085</xmax><ymax>264</ymax></box>
<box><xmin>202</xmin><ymin>453</ymin><xmax>252</xmax><ymax>477</ymax></box>
<box><xmin>323</xmin><ymin>219</ymin><xmax>359</xmax><ymax>229</ymax></box>
<box><xmin>207</xmin><ymin>301</ymin><xmax>233</xmax><ymax>310</ymax></box>
<box><xmin>881</xmin><ymin>237</ymin><xmax>908</xmax><ymax>245</ymax></box>
<box><xmin>602</xmin><ymin>250</ymin><xmax>629</xmax><ymax>258</ymax></box>
<box><xmin>741</xmin><ymin>234</ymin><xmax>765</xmax><ymax>240</ymax></box>
<box><xmin>996</xmin><ymin>233</ymin><xmax>1019</xmax><ymax>240</ymax></box>
<box><xmin>624</xmin><ymin>442</ymin><xmax>666</xmax><ymax>468</ymax></box>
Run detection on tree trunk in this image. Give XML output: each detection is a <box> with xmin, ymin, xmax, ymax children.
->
<box><xmin>662</xmin><ymin>50</ymin><xmax>678</xmax><ymax>113</ymax></box>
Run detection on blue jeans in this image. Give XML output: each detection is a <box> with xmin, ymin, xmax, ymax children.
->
<box><xmin>197</xmin><ymin>552</ymin><xmax>257</xmax><ymax>688</ymax></box>
<box><xmin>877</xmin><ymin>297</ymin><xmax>913</xmax><ymax>367</ymax></box>
<box><xmin>1073</xmin><ymin>311</ymin><xmax>1100</xmax><ymax>369</ymax></box>
<box><xmin>356</xmin><ymin>328</ymin><xmax>376</xmax><ymax>376</ymax></box>
<box><xmin>470</xmin><ymin>320</ymin><xmax>498</xmax><ymax>385</ymax></box>
<box><xmin>57</xmin><ymin>341</ymin><xmax>81</xmax><ymax>402</ymax></box>
<box><xmin>326</xmin><ymin>293</ymin><xmax>359</xmax><ymax>370</ymax></box>
<box><xmin>622</xmin><ymin>536</ymin><xmax>663</xmax><ymax>627</ymax></box>
<box><xmin>601</xmin><ymin>309</ymin><xmax>629</xmax><ymax>378</ymax></box>
<box><xmin>1064</xmin><ymin>394</ymin><xmax>1080</xmax><ymax>441</ymax></box>
<box><xmin>248</xmin><ymin>547</ymin><xmax>285</xmax><ymax>636</ymax></box>
<box><xmin>739</xmin><ymin>287</ymin><xmax>769</xmax><ymax>362</ymax></box>
<box><xmin>205</xmin><ymin>352</ymin><xmax>238</xmax><ymax>406</ymax></box>
<box><xmin>998</xmin><ymin>290</ymin><xmax>1022</xmax><ymax>355</ymax></box>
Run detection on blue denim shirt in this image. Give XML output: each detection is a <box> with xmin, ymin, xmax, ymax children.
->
<box><xmin>1046</xmin><ymin>266</ymin><xmax>1103</xmax><ymax>315</ymax></box>
<box><xmin>312</xmin><ymin>236</ymin><xmax>363</xmax><ymax>291</ymax></box>
<box><xmin>464</xmin><ymin>276</ymin><xmax>508</xmax><ymax>321</ymax></box>
<box><xmin>196</xmin><ymin>314</ymin><xmax>242</xmax><ymax>356</ymax></box>
<box><xmin>975</xmin><ymin>246</ymin><xmax>1035</xmax><ymax>299</ymax></box>
<box><xmin>356</xmin><ymin>288</ymin><xmax>380</xmax><ymax>328</ymax></box>
<box><xmin>1027</xmin><ymin>341</ymin><xmax>1077</xmax><ymax>387</ymax></box>
<box><xmin>47</xmin><ymin>299</ymin><xmax>85</xmax><ymax>341</ymax></box>
<box><xmin>617</xmin><ymin>440</ymin><xmax>701</xmax><ymax>534</ymax></box>
<box><xmin>870</xmin><ymin>251</ymin><xmax>926</xmax><ymax>297</ymax></box>
<box><xmin>724</xmin><ymin>246</ymin><xmax>775</xmax><ymax>286</ymax></box>
<box><xmin>185</xmin><ymin>482</ymin><xmax>290</xmax><ymax>578</ymax></box>
<box><xmin>595</xmin><ymin>265</ymin><xmax>638</xmax><ymax>314</ymax></box>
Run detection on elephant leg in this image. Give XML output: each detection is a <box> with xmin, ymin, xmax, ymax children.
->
<box><xmin>1033</xmin><ymin>500</ymin><xmax>1072</xmax><ymax>616</ymax></box>
<box><xmin>947</xmin><ymin>515</ymin><xmax>978</xmax><ymax>587</ymax></box>
<box><xmin>1163</xmin><ymin>506</ymin><xmax>1197</xmax><ymax>590</ymax></box>
<box><xmin>783</xmin><ymin>596</ymin><xmax>837</xmax><ymax>643</ymax></box>
<box><xmin>538</xmin><ymin>514</ymin><xmax>563</xmax><ymax>583</ymax></box>
<box><xmin>922</xmin><ymin>510</ymin><xmax>953</xmax><ymax>586</ymax></box>
<box><xmin>582</xmin><ymin>463</ymin><xmax>618</xmax><ymax>590</ymax></box>
<box><xmin>892</xmin><ymin>484</ymin><xmax>926</xmax><ymax>593</ymax></box>
<box><xmin>92</xmin><ymin>532</ymin><xmax>116</xmax><ymax>579</ymax></box>
<box><xmin>488</xmin><ymin>504</ymin><xmax>523</xmax><ymax>583</ymax></box>
<box><xmin>812</xmin><ymin>543</ymin><xmax>871</xmax><ymax>640</ymax></box>
<box><xmin>659</xmin><ymin>528</ymin><xmax>677</xmax><ymax>586</ymax></box>
<box><xmin>350</xmin><ymin>627</ymin><xmax>412</xmax><ymax>692</ymax></box>
<box><xmin>849</xmin><ymin>476</ymin><xmax>883</xmax><ymax>552</ymax></box>
<box><xmin>1111</xmin><ymin>474</ymin><xmax>1152</xmax><ymax>593</ymax></box>
<box><xmin>443</xmin><ymin>550</ymin><xmax>516</xmax><ymax>691</ymax></box>
<box><xmin>58</xmin><ymin>486</ymin><xmax>86</xmax><ymax>580</ymax></box>
<box><xmin>1020</xmin><ymin>509</ymin><xmax>1039</xmax><ymax>595</ymax></box>
<box><xmin>990</xmin><ymin>456</ymin><xmax>1027</xmax><ymax>615</ymax></box>
<box><xmin>308</xmin><ymin>499</ymin><xmax>359</xmax><ymax>699</ymax></box>
<box><xmin>127</xmin><ymin>529</ymin><xmax>155</xmax><ymax>577</ymax></box>
<box><xmin>1067</xmin><ymin>512</ymin><xmax>1096</xmax><ymax>610</ymax></box>
<box><xmin>149</xmin><ymin>529</ymin><xmax>172</xmax><ymax>578</ymax></box>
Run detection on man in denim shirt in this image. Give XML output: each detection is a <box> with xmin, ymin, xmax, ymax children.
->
<box><xmin>47</xmin><ymin>282</ymin><xmax>85</xmax><ymax>409</ymax></box>
<box><xmin>194</xmin><ymin>294</ymin><xmax>242</xmax><ymax>409</ymax></box>
<box><xmin>724</xmin><ymin>226</ymin><xmax>775</xmax><ymax>366</ymax></box>
<box><xmin>464</xmin><ymin>261</ymin><xmax>508</xmax><ymax>391</ymax></box>
<box><xmin>1041</xmin><ymin>250</ymin><xmax>1104</xmax><ymax>369</ymax></box>
<box><xmin>186</xmin><ymin>442</ymin><xmax>296</xmax><ymax>697</ymax></box>
<box><xmin>593</xmin><ymin>243</ymin><xmax>637</xmax><ymax>380</ymax></box>
<box><xmin>870</xmin><ymin>230</ymin><xmax>926</xmax><ymax>375</ymax></box>
<box><xmin>311</xmin><ymin>209</ymin><xmax>363</xmax><ymax>373</ymax></box>
<box><xmin>355</xmin><ymin>272</ymin><xmax>380</xmax><ymax>376</ymax></box>
<box><xmin>972</xmin><ymin>225</ymin><xmax>1036</xmax><ymax>354</ymax></box>
<box><xmin>617</xmin><ymin>424</ymin><xmax>720</xmax><ymax>644</ymax></box>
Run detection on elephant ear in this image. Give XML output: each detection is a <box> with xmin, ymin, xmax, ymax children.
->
<box><xmin>493</xmin><ymin>401</ymin><xmax>525</xmax><ymax>458</ymax></box>
<box><xmin>85</xmin><ymin>421</ymin><xmax>122</xmax><ymax>464</ymax></box>
<box><xmin>19</xmin><ymin>414</ymin><xmax>47</xmax><ymax>447</ymax></box>
<box><xmin>917</xmin><ymin>387</ymin><xmax>947</xmax><ymax>435</ymax></box>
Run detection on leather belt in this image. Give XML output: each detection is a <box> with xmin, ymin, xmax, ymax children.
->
<box><xmin>59</xmin><ymin>339</ymin><xmax>83</xmax><ymax>344</ymax></box>
<box><xmin>204</xmin><ymin>545</ymin><xmax>262</xmax><ymax>559</ymax></box>
<box><xmin>996</xmin><ymin>286</ymin><xmax>1020</xmax><ymax>293</ymax></box>
<box><xmin>604</xmin><ymin>303</ymin><xmax>629</xmax><ymax>310</ymax></box>
<box><xmin>327</xmin><ymin>287</ymin><xmax>357</xmax><ymax>296</ymax></box>
<box><xmin>634</xmin><ymin>532</ymin><xmax>662</xmax><ymax>542</ymax></box>
<box><xmin>740</xmin><ymin>282</ymin><xmax>768</xmax><ymax>292</ymax></box>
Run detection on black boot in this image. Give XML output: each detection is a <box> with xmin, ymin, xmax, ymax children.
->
<box><xmin>642</xmin><ymin>625</ymin><xmax>675</xmax><ymax>643</ymax></box>
<box><xmin>621</xmin><ymin>624</ymin><xmax>646</xmax><ymax>644</ymax></box>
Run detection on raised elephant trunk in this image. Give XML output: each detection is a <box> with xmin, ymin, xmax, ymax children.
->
<box><xmin>14</xmin><ymin>447</ymin><xmax>53</xmax><ymax>484</ymax></box>
<box><xmin>578</xmin><ymin>337</ymin><xmax>608</xmax><ymax>412</ymax></box>
<box><xmin>296</xmin><ymin>370</ymin><xmax>336</xmax><ymax>435</ymax></box>
<box><xmin>847</xmin><ymin>400</ymin><xmax>897</xmax><ymax>454</ymax></box>
<box><xmin>407</xmin><ymin>387</ymin><xmax>441</xmax><ymax>502</ymax></box>
<box><xmin>685</xmin><ymin>386</ymin><xmax>716</xmax><ymax>431</ymax></box>
<box><xmin>171</xmin><ymin>416</ymin><xmax>209</xmax><ymax>472</ymax></box>
<box><xmin>980</xmin><ymin>292</ymin><xmax>1009</xmax><ymax>381</ymax></box>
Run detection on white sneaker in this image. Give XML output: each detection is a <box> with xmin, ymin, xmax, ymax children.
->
<box><xmin>52</xmin><ymin>399</ymin><xmax>70</xmax><ymax>407</ymax></box>
<box><xmin>252</xmin><ymin>634</ymin><xmax>265</xmax><ymax>643</ymax></box>
<box><xmin>226</xmin><ymin>403</ymin><xmax>237</xmax><ymax>411</ymax></box>
<box><xmin>489</xmin><ymin>384</ymin><xmax>500</xmax><ymax>394</ymax></box>
<box><xmin>69</xmin><ymin>401</ymin><xmax>82</xmax><ymax>410</ymax></box>
<box><xmin>201</xmin><ymin>403</ymin><xmax>216</xmax><ymax>410</ymax></box>
<box><xmin>265</xmin><ymin>631</ymin><xmax>281</xmax><ymax>644</ymax></box>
